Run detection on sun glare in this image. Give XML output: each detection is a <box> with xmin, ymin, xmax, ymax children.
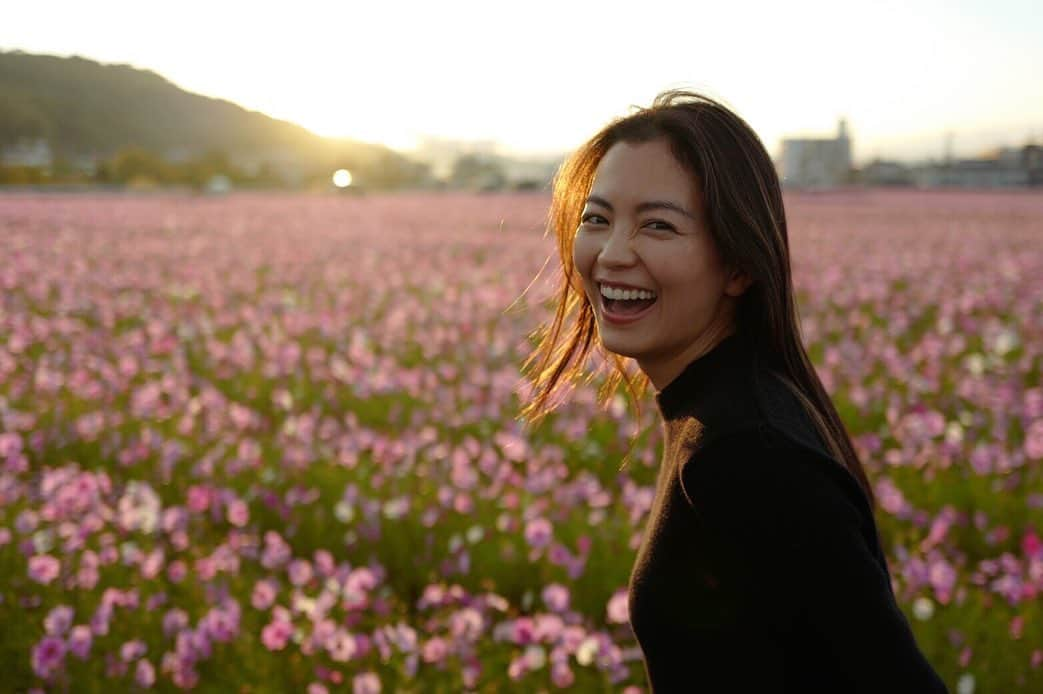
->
<box><xmin>332</xmin><ymin>169</ymin><xmax>353</xmax><ymax>188</ymax></box>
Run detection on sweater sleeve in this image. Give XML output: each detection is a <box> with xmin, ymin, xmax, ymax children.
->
<box><xmin>679</xmin><ymin>427</ymin><xmax>949</xmax><ymax>694</ymax></box>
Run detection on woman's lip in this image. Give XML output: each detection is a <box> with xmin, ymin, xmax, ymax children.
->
<box><xmin>599</xmin><ymin>293</ymin><xmax>657</xmax><ymax>325</ymax></box>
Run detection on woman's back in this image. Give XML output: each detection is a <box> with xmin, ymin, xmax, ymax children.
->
<box><xmin>627</xmin><ymin>333</ymin><xmax>948</xmax><ymax>692</ymax></box>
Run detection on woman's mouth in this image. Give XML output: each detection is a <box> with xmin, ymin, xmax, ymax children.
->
<box><xmin>598</xmin><ymin>285</ymin><xmax>658</xmax><ymax>324</ymax></box>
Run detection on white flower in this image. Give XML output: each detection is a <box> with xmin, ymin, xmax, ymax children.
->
<box><xmin>576</xmin><ymin>637</ymin><xmax>599</xmax><ymax>667</ymax></box>
<box><xmin>992</xmin><ymin>329</ymin><xmax>1018</xmax><ymax>356</ymax></box>
<box><xmin>334</xmin><ymin>501</ymin><xmax>355</xmax><ymax>523</ymax></box>
<box><xmin>523</xmin><ymin>644</ymin><xmax>546</xmax><ymax>670</ymax></box>
<box><xmin>912</xmin><ymin>596</ymin><xmax>935</xmax><ymax>621</ymax></box>
<box><xmin>382</xmin><ymin>497</ymin><xmax>409</xmax><ymax>520</ymax></box>
<box><xmin>32</xmin><ymin>529</ymin><xmax>54</xmax><ymax>554</ymax></box>
<box><xmin>964</xmin><ymin>354</ymin><xmax>986</xmax><ymax>376</ymax></box>
<box><xmin>956</xmin><ymin>672</ymin><xmax>975</xmax><ymax>694</ymax></box>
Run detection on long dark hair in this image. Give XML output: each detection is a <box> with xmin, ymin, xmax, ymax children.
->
<box><xmin>518</xmin><ymin>88</ymin><xmax>876</xmax><ymax>511</ymax></box>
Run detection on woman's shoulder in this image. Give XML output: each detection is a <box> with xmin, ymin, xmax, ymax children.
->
<box><xmin>676</xmin><ymin>420</ymin><xmax>872</xmax><ymax>548</ymax></box>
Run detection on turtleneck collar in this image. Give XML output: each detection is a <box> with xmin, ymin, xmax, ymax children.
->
<box><xmin>653</xmin><ymin>331</ymin><xmax>755</xmax><ymax>422</ymax></box>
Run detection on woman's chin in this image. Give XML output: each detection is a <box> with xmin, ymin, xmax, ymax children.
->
<box><xmin>598</xmin><ymin>336</ymin><xmax>644</xmax><ymax>359</ymax></box>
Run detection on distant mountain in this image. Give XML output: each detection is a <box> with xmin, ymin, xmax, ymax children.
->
<box><xmin>0</xmin><ymin>49</ymin><xmax>427</xmax><ymax>186</ymax></box>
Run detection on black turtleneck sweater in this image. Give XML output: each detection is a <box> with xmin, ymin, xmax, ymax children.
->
<box><xmin>626</xmin><ymin>332</ymin><xmax>948</xmax><ymax>693</ymax></box>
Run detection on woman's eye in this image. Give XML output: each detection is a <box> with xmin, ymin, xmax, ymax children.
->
<box><xmin>647</xmin><ymin>221</ymin><xmax>677</xmax><ymax>233</ymax></box>
<box><xmin>581</xmin><ymin>213</ymin><xmax>607</xmax><ymax>225</ymax></box>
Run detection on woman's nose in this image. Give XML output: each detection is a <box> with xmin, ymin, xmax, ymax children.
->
<box><xmin>598</xmin><ymin>225</ymin><xmax>638</xmax><ymax>267</ymax></box>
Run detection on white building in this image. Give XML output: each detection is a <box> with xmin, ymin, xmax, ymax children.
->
<box><xmin>778</xmin><ymin>119</ymin><xmax>852</xmax><ymax>188</ymax></box>
<box><xmin>1</xmin><ymin>137</ymin><xmax>53</xmax><ymax>168</ymax></box>
<box><xmin>412</xmin><ymin>136</ymin><xmax>499</xmax><ymax>181</ymax></box>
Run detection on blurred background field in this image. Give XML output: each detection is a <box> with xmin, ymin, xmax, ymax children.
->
<box><xmin>1</xmin><ymin>188</ymin><xmax>1041</xmax><ymax>692</ymax></box>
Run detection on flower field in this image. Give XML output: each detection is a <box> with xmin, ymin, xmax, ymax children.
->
<box><xmin>1</xmin><ymin>188</ymin><xmax>1042</xmax><ymax>692</ymax></box>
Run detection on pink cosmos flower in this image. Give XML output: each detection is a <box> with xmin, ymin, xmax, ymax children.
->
<box><xmin>121</xmin><ymin>639</ymin><xmax>147</xmax><ymax>662</ymax></box>
<box><xmin>1024</xmin><ymin>420</ymin><xmax>1043</xmax><ymax>459</ymax></box>
<box><xmin>352</xmin><ymin>672</ymin><xmax>381</xmax><ymax>694</ymax></box>
<box><xmin>1023</xmin><ymin>530</ymin><xmax>1042</xmax><ymax>559</ymax></box>
<box><xmin>288</xmin><ymin>559</ymin><xmax>313</xmax><ymax>586</ymax></box>
<box><xmin>261</xmin><ymin>619</ymin><xmax>293</xmax><ymax>651</ymax></box>
<box><xmin>135</xmin><ymin>658</ymin><xmax>156</xmax><ymax>688</ymax></box>
<box><xmin>226</xmin><ymin>498</ymin><xmax>249</xmax><ymax>527</ymax></box>
<box><xmin>252</xmin><ymin>579</ymin><xmax>278</xmax><ymax>610</ymax></box>
<box><xmin>420</xmin><ymin>636</ymin><xmax>448</xmax><ymax>664</ymax></box>
<box><xmin>326</xmin><ymin>628</ymin><xmax>357</xmax><ymax>662</ymax></box>
<box><xmin>140</xmin><ymin>549</ymin><xmax>165</xmax><ymax>579</ymax></box>
<box><xmin>44</xmin><ymin>605</ymin><xmax>74</xmax><ymax>635</ymax></box>
<box><xmin>551</xmin><ymin>661</ymin><xmax>575</xmax><ymax>688</ymax></box>
<box><xmin>167</xmin><ymin>560</ymin><xmax>187</xmax><ymax>583</ymax></box>
<box><xmin>67</xmin><ymin>625</ymin><xmax>92</xmax><ymax>659</ymax></box>
<box><xmin>186</xmin><ymin>485</ymin><xmax>210</xmax><ymax>512</ymax></box>
<box><xmin>28</xmin><ymin>555</ymin><xmax>60</xmax><ymax>584</ymax></box>
<box><xmin>542</xmin><ymin>583</ymin><xmax>570</xmax><ymax>612</ymax></box>
<box><xmin>606</xmin><ymin>589</ymin><xmax>630</xmax><ymax>624</ymax></box>
<box><xmin>524</xmin><ymin>517</ymin><xmax>552</xmax><ymax>549</ymax></box>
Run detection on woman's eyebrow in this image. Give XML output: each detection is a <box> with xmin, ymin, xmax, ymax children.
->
<box><xmin>585</xmin><ymin>194</ymin><xmax>697</xmax><ymax>221</ymax></box>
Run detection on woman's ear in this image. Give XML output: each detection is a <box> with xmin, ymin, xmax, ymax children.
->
<box><xmin>725</xmin><ymin>268</ymin><xmax>754</xmax><ymax>297</ymax></box>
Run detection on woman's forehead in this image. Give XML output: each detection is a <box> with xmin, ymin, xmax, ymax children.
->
<box><xmin>589</xmin><ymin>141</ymin><xmax>701</xmax><ymax>210</ymax></box>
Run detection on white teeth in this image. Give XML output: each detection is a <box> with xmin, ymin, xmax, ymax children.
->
<box><xmin>599</xmin><ymin>285</ymin><xmax>656</xmax><ymax>301</ymax></box>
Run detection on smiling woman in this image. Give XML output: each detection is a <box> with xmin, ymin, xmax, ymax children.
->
<box><xmin>572</xmin><ymin>139</ymin><xmax>751</xmax><ymax>389</ymax></box>
<box><xmin>518</xmin><ymin>90</ymin><xmax>950</xmax><ymax>692</ymax></box>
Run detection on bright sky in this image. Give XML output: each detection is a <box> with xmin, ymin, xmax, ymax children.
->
<box><xmin>3</xmin><ymin>0</ymin><xmax>1041</xmax><ymax>164</ymax></box>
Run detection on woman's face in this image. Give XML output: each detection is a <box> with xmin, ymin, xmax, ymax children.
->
<box><xmin>572</xmin><ymin>138</ymin><xmax>750</xmax><ymax>390</ymax></box>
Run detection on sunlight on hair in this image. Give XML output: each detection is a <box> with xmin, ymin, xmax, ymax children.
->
<box><xmin>332</xmin><ymin>169</ymin><xmax>353</xmax><ymax>188</ymax></box>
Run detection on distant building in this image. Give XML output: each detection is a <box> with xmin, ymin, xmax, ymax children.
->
<box><xmin>909</xmin><ymin>143</ymin><xmax>1042</xmax><ymax>188</ymax></box>
<box><xmin>1</xmin><ymin>137</ymin><xmax>53</xmax><ymax>168</ymax></box>
<box><xmin>858</xmin><ymin>159</ymin><xmax>913</xmax><ymax>186</ymax></box>
<box><xmin>778</xmin><ymin>119</ymin><xmax>852</xmax><ymax>188</ymax></box>
<box><xmin>205</xmin><ymin>174</ymin><xmax>232</xmax><ymax>194</ymax></box>
<box><xmin>499</xmin><ymin>156</ymin><xmax>561</xmax><ymax>189</ymax></box>
<box><xmin>68</xmin><ymin>153</ymin><xmax>99</xmax><ymax>176</ymax></box>
<box><xmin>230</xmin><ymin>149</ymin><xmax>306</xmax><ymax>186</ymax></box>
<box><xmin>414</xmin><ymin>136</ymin><xmax>499</xmax><ymax>181</ymax></box>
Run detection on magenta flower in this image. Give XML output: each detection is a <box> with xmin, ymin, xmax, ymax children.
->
<box><xmin>67</xmin><ymin>625</ymin><xmax>92</xmax><ymax>659</ymax></box>
<box><xmin>202</xmin><ymin>605</ymin><xmax>239</xmax><ymax>643</ymax></box>
<box><xmin>120</xmin><ymin>639</ymin><xmax>147</xmax><ymax>662</ymax></box>
<box><xmin>43</xmin><ymin>605</ymin><xmax>74</xmax><ymax>635</ymax></box>
<box><xmin>166</xmin><ymin>559</ymin><xmax>188</xmax><ymax>583</ymax></box>
<box><xmin>162</xmin><ymin>608</ymin><xmax>189</xmax><ymax>637</ymax></box>
<box><xmin>31</xmin><ymin>636</ymin><xmax>65</xmax><ymax>679</ymax></box>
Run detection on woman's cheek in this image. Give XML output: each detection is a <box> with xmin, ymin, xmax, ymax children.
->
<box><xmin>572</xmin><ymin>233</ymin><xmax>596</xmax><ymax>277</ymax></box>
